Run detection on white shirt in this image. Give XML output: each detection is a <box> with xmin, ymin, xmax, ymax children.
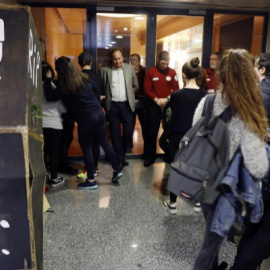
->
<box><xmin>111</xmin><ymin>67</ymin><xmax>127</xmax><ymax>102</ymax></box>
<box><xmin>42</xmin><ymin>82</ymin><xmax>66</xmax><ymax>129</ymax></box>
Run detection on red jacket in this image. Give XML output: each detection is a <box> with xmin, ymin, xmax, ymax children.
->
<box><xmin>144</xmin><ymin>66</ymin><xmax>179</xmax><ymax>100</ymax></box>
<box><xmin>205</xmin><ymin>67</ymin><xmax>221</xmax><ymax>92</ymax></box>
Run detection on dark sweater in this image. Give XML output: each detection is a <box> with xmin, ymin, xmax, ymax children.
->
<box><xmin>82</xmin><ymin>69</ymin><xmax>105</xmax><ymax>101</ymax></box>
<box><xmin>260</xmin><ymin>77</ymin><xmax>270</xmax><ymax>125</ymax></box>
<box><xmin>61</xmin><ymin>81</ymin><xmax>102</xmax><ymax>123</ymax></box>
<box><xmin>170</xmin><ymin>88</ymin><xmax>206</xmax><ymax>137</ymax></box>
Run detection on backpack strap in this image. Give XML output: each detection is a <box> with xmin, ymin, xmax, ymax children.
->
<box><xmin>220</xmin><ymin>106</ymin><xmax>233</xmax><ymax>123</ymax></box>
<box><xmin>202</xmin><ymin>94</ymin><xmax>215</xmax><ymax>117</ymax></box>
<box><xmin>202</xmin><ymin>94</ymin><xmax>232</xmax><ymax>123</ymax></box>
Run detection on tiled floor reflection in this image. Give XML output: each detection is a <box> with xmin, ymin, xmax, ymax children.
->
<box><xmin>44</xmin><ymin>159</ymin><xmax>236</xmax><ymax>270</ymax></box>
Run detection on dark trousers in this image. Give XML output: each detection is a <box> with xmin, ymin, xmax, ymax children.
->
<box><xmin>144</xmin><ymin>100</ymin><xmax>162</xmax><ymax>161</ymax></box>
<box><xmin>59</xmin><ymin>113</ymin><xmax>74</xmax><ymax>169</ymax></box>
<box><xmin>230</xmin><ymin>199</ymin><xmax>270</xmax><ymax>270</ymax></box>
<box><xmin>43</xmin><ymin>128</ymin><xmax>63</xmax><ymax>179</ymax></box>
<box><xmin>107</xmin><ymin>101</ymin><xmax>134</xmax><ymax>164</ymax></box>
<box><xmin>78</xmin><ymin>110</ymin><xmax>119</xmax><ymax>179</ymax></box>
<box><xmin>194</xmin><ymin>203</ymin><xmax>224</xmax><ymax>270</ymax></box>
<box><xmin>169</xmin><ymin>134</ymin><xmax>183</xmax><ymax>203</ymax></box>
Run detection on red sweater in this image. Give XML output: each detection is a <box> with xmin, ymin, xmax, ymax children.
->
<box><xmin>144</xmin><ymin>66</ymin><xmax>179</xmax><ymax>100</ymax></box>
<box><xmin>205</xmin><ymin>67</ymin><xmax>221</xmax><ymax>92</ymax></box>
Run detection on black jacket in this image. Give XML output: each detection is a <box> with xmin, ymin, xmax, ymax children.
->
<box><xmin>260</xmin><ymin>77</ymin><xmax>270</xmax><ymax>125</ymax></box>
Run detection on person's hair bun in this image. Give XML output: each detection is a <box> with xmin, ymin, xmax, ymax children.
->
<box><xmin>190</xmin><ymin>57</ymin><xmax>200</xmax><ymax>68</ymax></box>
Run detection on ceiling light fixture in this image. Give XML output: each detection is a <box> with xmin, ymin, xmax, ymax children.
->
<box><xmin>116</xmin><ymin>35</ymin><xmax>123</xmax><ymax>39</ymax></box>
<box><xmin>135</xmin><ymin>16</ymin><xmax>145</xmax><ymax>20</ymax></box>
<box><xmin>123</xmin><ymin>27</ymin><xmax>128</xmax><ymax>31</ymax></box>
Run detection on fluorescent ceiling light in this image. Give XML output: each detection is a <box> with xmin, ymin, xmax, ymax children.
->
<box><xmin>111</xmin><ymin>41</ymin><xmax>116</xmax><ymax>44</ymax></box>
<box><xmin>98</xmin><ymin>13</ymin><xmax>136</xmax><ymax>18</ymax></box>
<box><xmin>135</xmin><ymin>16</ymin><xmax>145</xmax><ymax>20</ymax></box>
<box><xmin>116</xmin><ymin>35</ymin><xmax>123</xmax><ymax>39</ymax></box>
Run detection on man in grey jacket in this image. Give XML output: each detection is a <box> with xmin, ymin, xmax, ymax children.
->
<box><xmin>100</xmin><ymin>48</ymin><xmax>138</xmax><ymax>168</ymax></box>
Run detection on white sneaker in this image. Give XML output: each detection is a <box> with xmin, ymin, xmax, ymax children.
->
<box><xmin>194</xmin><ymin>202</ymin><xmax>202</xmax><ymax>213</ymax></box>
<box><xmin>162</xmin><ymin>200</ymin><xmax>177</xmax><ymax>214</ymax></box>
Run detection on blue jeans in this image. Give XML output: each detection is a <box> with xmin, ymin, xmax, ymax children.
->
<box><xmin>194</xmin><ymin>203</ymin><xmax>224</xmax><ymax>270</ymax></box>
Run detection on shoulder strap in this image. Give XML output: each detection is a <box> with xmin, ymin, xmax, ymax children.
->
<box><xmin>202</xmin><ymin>94</ymin><xmax>215</xmax><ymax>117</ymax></box>
<box><xmin>220</xmin><ymin>106</ymin><xmax>233</xmax><ymax>123</ymax></box>
<box><xmin>202</xmin><ymin>94</ymin><xmax>232</xmax><ymax>123</ymax></box>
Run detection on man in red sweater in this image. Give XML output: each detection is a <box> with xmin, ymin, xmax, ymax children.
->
<box><xmin>205</xmin><ymin>52</ymin><xmax>221</xmax><ymax>93</ymax></box>
<box><xmin>143</xmin><ymin>51</ymin><xmax>179</xmax><ymax>167</ymax></box>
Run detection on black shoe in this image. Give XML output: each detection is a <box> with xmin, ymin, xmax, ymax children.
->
<box><xmin>120</xmin><ymin>160</ymin><xmax>129</xmax><ymax>170</ymax></box>
<box><xmin>144</xmin><ymin>159</ymin><xmax>155</xmax><ymax>167</ymax></box>
<box><xmin>112</xmin><ymin>171</ymin><xmax>123</xmax><ymax>184</ymax></box>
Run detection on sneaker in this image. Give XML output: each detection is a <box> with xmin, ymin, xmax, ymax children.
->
<box><xmin>48</xmin><ymin>177</ymin><xmax>65</xmax><ymax>188</ymax></box>
<box><xmin>77</xmin><ymin>172</ymin><xmax>87</xmax><ymax>180</ymax></box>
<box><xmin>112</xmin><ymin>171</ymin><xmax>123</xmax><ymax>183</ymax></box>
<box><xmin>161</xmin><ymin>200</ymin><xmax>177</xmax><ymax>214</ymax></box>
<box><xmin>194</xmin><ymin>202</ymin><xmax>202</xmax><ymax>212</ymax></box>
<box><xmin>77</xmin><ymin>180</ymin><xmax>98</xmax><ymax>190</ymax></box>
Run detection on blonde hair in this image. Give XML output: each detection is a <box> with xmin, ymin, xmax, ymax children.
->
<box><xmin>218</xmin><ymin>49</ymin><xmax>268</xmax><ymax>142</ymax></box>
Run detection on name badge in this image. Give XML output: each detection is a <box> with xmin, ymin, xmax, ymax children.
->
<box><xmin>166</xmin><ymin>76</ymin><xmax>171</xmax><ymax>81</ymax></box>
<box><xmin>152</xmin><ymin>77</ymin><xmax>159</xmax><ymax>81</ymax></box>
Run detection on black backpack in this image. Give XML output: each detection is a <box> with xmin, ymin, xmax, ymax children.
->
<box><xmin>167</xmin><ymin>95</ymin><xmax>233</xmax><ymax>204</ymax></box>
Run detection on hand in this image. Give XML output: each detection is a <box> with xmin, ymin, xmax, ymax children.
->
<box><xmin>100</xmin><ymin>95</ymin><xmax>105</xmax><ymax>101</ymax></box>
<box><xmin>46</xmin><ymin>70</ymin><xmax>52</xmax><ymax>78</ymax></box>
<box><xmin>159</xmin><ymin>98</ymin><xmax>168</xmax><ymax>109</ymax></box>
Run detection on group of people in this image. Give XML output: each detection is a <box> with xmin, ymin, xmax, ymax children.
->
<box><xmin>42</xmin><ymin>47</ymin><xmax>270</xmax><ymax>269</ymax></box>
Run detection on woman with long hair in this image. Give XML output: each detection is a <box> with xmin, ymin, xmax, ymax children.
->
<box><xmin>193</xmin><ymin>49</ymin><xmax>269</xmax><ymax>270</ymax></box>
<box><xmin>162</xmin><ymin>57</ymin><xmax>206</xmax><ymax>214</ymax></box>
<box><xmin>54</xmin><ymin>56</ymin><xmax>123</xmax><ymax>189</ymax></box>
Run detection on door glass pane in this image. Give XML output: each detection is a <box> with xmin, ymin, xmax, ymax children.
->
<box><xmin>97</xmin><ymin>13</ymin><xmax>147</xmax><ymax>68</ymax></box>
<box><xmin>31</xmin><ymin>7</ymin><xmax>86</xmax><ymax>70</ymax></box>
<box><xmin>213</xmin><ymin>14</ymin><xmax>264</xmax><ymax>56</ymax></box>
<box><xmin>31</xmin><ymin>7</ymin><xmax>86</xmax><ymax>157</ymax></box>
<box><xmin>156</xmin><ymin>15</ymin><xmax>204</xmax><ymax>88</ymax></box>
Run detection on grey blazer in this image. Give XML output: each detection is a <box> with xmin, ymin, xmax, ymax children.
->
<box><xmin>100</xmin><ymin>63</ymin><xmax>138</xmax><ymax>113</ymax></box>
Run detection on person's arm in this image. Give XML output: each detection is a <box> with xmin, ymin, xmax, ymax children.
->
<box><xmin>241</xmin><ymin>127</ymin><xmax>268</xmax><ymax>179</ymax></box>
<box><xmin>171</xmin><ymin>70</ymin><xmax>180</xmax><ymax>92</ymax></box>
<box><xmin>43</xmin><ymin>70</ymin><xmax>62</xmax><ymax>101</ymax></box>
<box><xmin>192</xmin><ymin>96</ymin><xmax>207</xmax><ymax>126</ymax></box>
<box><xmin>144</xmin><ymin>69</ymin><xmax>156</xmax><ymax>100</ymax></box>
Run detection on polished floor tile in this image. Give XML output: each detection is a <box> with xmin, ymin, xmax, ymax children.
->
<box><xmin>44</xmin><ymin>159</ymin><xmax>236</xmax><ymax>270</ymax></box>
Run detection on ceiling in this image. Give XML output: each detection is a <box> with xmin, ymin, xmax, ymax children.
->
<box><xmin>21</xmin><ymin>0</ymin><xmax>270</xmax><ymax>12</ymax></box>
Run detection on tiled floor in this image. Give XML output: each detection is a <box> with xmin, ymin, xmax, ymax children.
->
<box><xmin>44</xmin><ymin>158</ymin><xmax>236</xmax><ymax>270</ymax></box>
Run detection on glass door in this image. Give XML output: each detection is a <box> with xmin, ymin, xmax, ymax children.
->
<box><xmin>156</xmin><ymin>15</ymin><xmax>204</xmax><ymax>88</ymax></box>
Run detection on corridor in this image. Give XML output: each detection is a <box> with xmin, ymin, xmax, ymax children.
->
<box><xmin>44</xmin><ymin>159</ymin><xmax>236</xmax><ymax>270</ymax></box>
